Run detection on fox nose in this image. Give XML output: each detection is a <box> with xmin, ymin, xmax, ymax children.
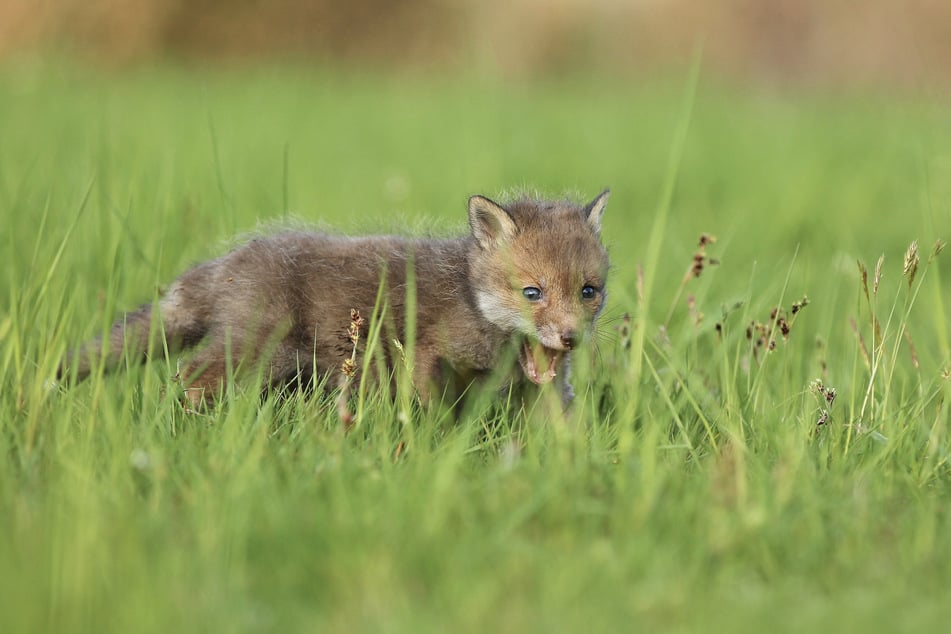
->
<box><xmin>560</xmin><ymin>331</ymin><xmax>578</xmax><ymax>350</ymax></box>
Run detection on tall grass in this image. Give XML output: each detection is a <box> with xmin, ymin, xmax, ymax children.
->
<box><xmin>1</xmin><ymin>62</ymin><xmax>950</xmax><ymax>632</ymax></box>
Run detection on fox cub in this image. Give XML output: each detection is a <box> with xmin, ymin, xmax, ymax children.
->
<box><xmin>60</xmin><ymin>190</ymin><xmax>611</xmax><ymax>407</ymax></box>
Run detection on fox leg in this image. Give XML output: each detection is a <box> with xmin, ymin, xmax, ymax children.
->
<box><xmin>176</xmin><ymin>327</ymin><xmax>306</xmax><ymax>408</ymax></box>
<box><xmin>176</xmin><ymin>340</ymin><xmax>231</xmax><ymax>408</ymax></box>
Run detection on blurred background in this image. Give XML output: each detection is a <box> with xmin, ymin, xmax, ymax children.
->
<box><xmin>2</xmin><ymin>0</ymin><xmax>951</xmax><ymax>87</ymax></box>
<box><xmin>3</xmin><ymin>0</ymin><xmax>949</xmax><ymax>329</ymax></box>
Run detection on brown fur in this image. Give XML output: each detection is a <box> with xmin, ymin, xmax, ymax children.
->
<box><xmin>59</xmin><ymin>191</ymin><xmax>611</xmax><ymax>407</ymax></box>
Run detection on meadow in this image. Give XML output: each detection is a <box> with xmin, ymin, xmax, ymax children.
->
<box><xmin>1</xmin><ymin>61</ymin><xmax>950</xmax><ymax>632</ymax></box>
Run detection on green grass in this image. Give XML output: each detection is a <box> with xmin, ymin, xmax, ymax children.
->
<box><xmin>2</xmin><ymin>61</ymin><xmax>951</xmax><ymax>632</ymax></box>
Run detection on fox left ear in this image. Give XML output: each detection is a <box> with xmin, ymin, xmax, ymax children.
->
<box><xmin>469</xmin><ymin>195</ymin><xmax>518</xmax><ymax>249</ymax></box>
<box><xmin>583</xmin><ymin>189</ymin><xmax>610</xmax><ymax>235</ymax></box>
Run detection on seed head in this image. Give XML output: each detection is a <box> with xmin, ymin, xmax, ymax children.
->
<box><xmin>932</xmin><ymin>239</ymin><xmax>946</xmax><ymax>261</ymax></box>
<box><xmin>857</xmin><ymin>260</ymin><xmax>869</xmax><ymax>302</ymax></box>
<box><xmin>683</xmin><ymin>233</ymin><xmax>719</xmax><ymax>282</ymax></box>
<box><xmin>903</xmin><ymin>240</ymin><xmax>919</xmax><ymax>288</ymax></box>
<box><xmin>873</xmin><ymin>255</ymin><xmax>884</xmax><ymax>296</ymax></box>
<box><xmin>691</xmin><ymin>253</ymin><xmax>705</xmax><ymax>278</ymax></box>
<box><xmin>777</xmin><ymin>316</ymin><xmax>790</xmax><ymax>339</ymax></box>
<box><xmin>810</xmin><ymin>379</ymin><xmax>837</xmax><ymax>411</ymax></box>
<box><xmin>348</xmin><ymin>308</ymin><xmax>365</xmax><ymax>344</ymax></box>
<box><xmin>791</xmin><ymin>296</ymin><xmax>810</xmax><ymax>315</ymax></box>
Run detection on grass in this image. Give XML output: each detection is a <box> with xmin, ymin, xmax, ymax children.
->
<box><xmin>2</xmin><ymin>60</ymin><xmax>951</xmax><ymax>632</ymax></box>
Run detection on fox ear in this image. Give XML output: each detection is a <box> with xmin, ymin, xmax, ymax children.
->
<box><xmin>469</xmin><ymin>195</ymin><xmax>517</xmax><ymax>249</ymax></box>
<box><xmin>583</xmin><ymin>189</ymin><xmax>610</xmax><ymax>235</ymax></box>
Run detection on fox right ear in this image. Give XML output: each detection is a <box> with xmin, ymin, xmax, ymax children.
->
<box><xmin>583</xmin><ymin>189</ymin><xmax>610</xmax><ymax>235</ymax></box>
<box><xmin>469</xmin><ymin>195</ymin><xmax>517</xmax><ymax>249</ymax></box>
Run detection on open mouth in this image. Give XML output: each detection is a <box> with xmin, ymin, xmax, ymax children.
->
<box><xmin>517</xmin><ymin>339</ymin><xmax>564</xmax><ymax>385</ymax></box>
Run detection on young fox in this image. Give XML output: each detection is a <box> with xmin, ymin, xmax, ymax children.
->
<box><xmin>59</xmin><ymin>190</ymin><xmax>611</xmax><ymax>407</ymax></box>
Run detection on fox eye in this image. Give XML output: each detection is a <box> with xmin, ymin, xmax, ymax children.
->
<box><xmin>522</xmin><ymin>287</ymin><xmax>542</xmax><ymax>301</ymax></box>
<box><xmin>581</xmin><ymin>285</ymin><xmax>598</xmax><ymax>300</ymax></box>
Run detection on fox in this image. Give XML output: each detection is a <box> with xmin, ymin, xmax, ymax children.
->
<box><xmin>58</xmin><ymin>190</ymin><xmax>611</xmax><ymax>408</ymax></box>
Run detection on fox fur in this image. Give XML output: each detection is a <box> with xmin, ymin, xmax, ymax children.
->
<box><xmin>59</xmin><ymin>190</ymin><xmax>611</xmax><ymax>407</ymax></box>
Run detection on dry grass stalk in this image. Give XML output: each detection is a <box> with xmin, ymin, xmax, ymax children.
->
<box><xmin>666</xmin><ymin>233</ymin><xmax>719</xmax><ymax>327</ymax></box>
<box><xmin>857</xmin><ymin>260</ymin><xmax>870</xmax><ymax>303</ymax></box>
<box><xmin>857</xmin><ymin>258</ymin><xmax>883</xmax><ymax>347</ymax></box>
<box><xmin>931</xmin><ymin>239</ymin><xmax>946</xmax><ymax>262</ymax></box>
<box><xmin>904</xmin><ymin>330</ymin><xmax>920</xmax><ymax>370</ymax></box>
<box><xmin>684</xmin><ymin>233</ymin><xmax>719</xmax><ymax>283</ymax></box>
<box><xmin>745</xmin><ymin>297</ymin><xmax>808</xmax><ymax>362</ymax></box>
<box><xmin>903</xmin><ymin>240</ymin><xmax>919</xmax><ymax>288</ymax></box>
<box><xmin>810</xmin><ymin>379</ymin><xmax>837</xmax><ymax>430</ymax></box>
<box><xmin>873</xmin><ymin>254</ymin><xmax>884</xmax><ymax>296</ymax></box>
<box><xmin>336</xmin><ymin>308</ymin><xmax>366</xmax><ymax>429</ymax></box>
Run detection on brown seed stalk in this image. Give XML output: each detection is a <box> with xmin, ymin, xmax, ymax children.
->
<box><xmin>904</xmin><ymin>330</ymin><xmax>920</xmax><ymax>370</ymax></box>
<box><xmin>811</xmin><ymin>379</ymin><xmax>837</xmax><ymax>430</ymax></box>
<box><xmin>684</xmin><ymin>233</ymin><xmax>719</xmax><ymax>282</ymax></box>
<box><xmin>857</xmin><ymin>260</ymin><xmax>870</xmax><ymax>303</ymax></box>
<box><xmin>666</xmin><ymin>233</ymin><xmax>719</xmax><ymax>328</ymax></box>
<box><xmin>337</xmin><ymin>308</ymin><xmax>366</xmax><ymax>429</ymax></box>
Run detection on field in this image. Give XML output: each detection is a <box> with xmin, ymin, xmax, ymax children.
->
<box><xmin>2</xmin><ymin>61</ymin><xmax>951</xmax><ymax>631</ymax></box>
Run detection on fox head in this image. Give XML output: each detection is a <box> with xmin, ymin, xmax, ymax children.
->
<box><xmin>466</xmin><ymin>190</ymin><xmax>610</xmax><ymax>384</ymax></box>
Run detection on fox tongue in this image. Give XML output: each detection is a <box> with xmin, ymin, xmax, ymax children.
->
<box><xmin>520</xmin><ymin>340</ymin><xmax>560</xmax><ymax>385</ymax></box>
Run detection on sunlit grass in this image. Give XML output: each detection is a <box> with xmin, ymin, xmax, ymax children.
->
<box><xmin>1</xmin><ymin>62</ymin><xmax>950</xmax><ymax>632</ymax></box>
